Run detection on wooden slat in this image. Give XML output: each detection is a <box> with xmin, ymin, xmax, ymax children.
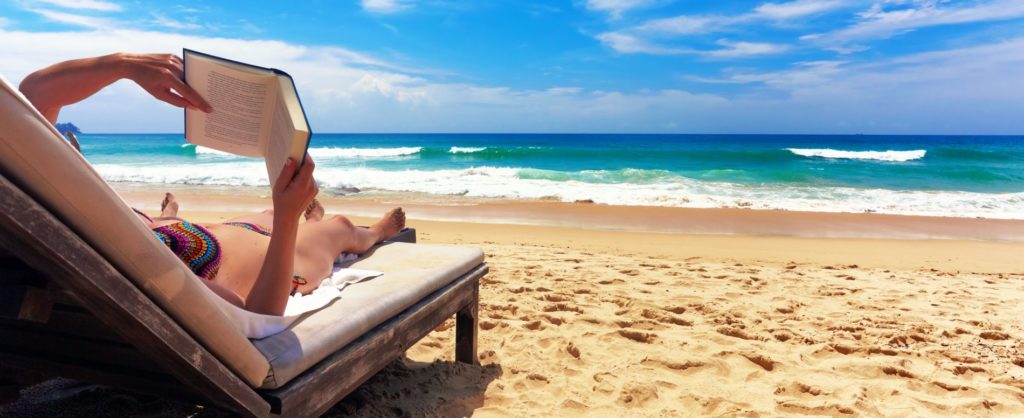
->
<box><xmin>33</xmin><ymin>307</ymin><xmax>135</xmax><ymax>344</ymax></box>
<box><xmin>0</xmin><ymin>174</ymin><xmax>269</xmax><ymax>417</ymax></box>
<box><xmin>0</xmin><ymin>285</ymin><xmax>53</xmax><ymax>322</ymax></box>
<box><xmin>0</xmin><ymin>325</ymin><xmax>166</xmax><ymax>373</ymax></box>
<box><xmin>263</xmin><ymin>263</ymin><xmax>488</xmax><ymax>417</ymax></box>
<box><xmin>0</xmin><ymin>260</ymin><xmax>46</xmax><ymax>287</ymax></box>
<box><xmin>0</xmin><ymin>352</ymin><xmax>201</xmax><ymax>403</ymax></box>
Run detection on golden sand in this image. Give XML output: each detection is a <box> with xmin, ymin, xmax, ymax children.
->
<box><xmin>6</xmin><ymin>187</ymin><xmax>1023</xmax><ymax>417</ymax></box>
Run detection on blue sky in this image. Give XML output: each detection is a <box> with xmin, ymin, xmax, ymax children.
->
<box><xmin>1</xmin><ymin>0</ymin><xmax>1023</xmax><ymax>134</ymax></box>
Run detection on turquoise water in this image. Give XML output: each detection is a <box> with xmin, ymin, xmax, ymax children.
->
<box><xmin>80</xmin><ymin>133</ymin><xmax>1024</xmax><ymax>218</ymax></box>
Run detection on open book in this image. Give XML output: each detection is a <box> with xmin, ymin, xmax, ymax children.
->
<box><xmin>183</xmin><ymin>49</ymin><xmax>311</xmax><ymax>188</ymax></box>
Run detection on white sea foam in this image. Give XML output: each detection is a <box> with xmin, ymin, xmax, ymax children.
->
<box><xmin>92</xmin><ymin>163</ymin><xmax>1024</xmax><ymax>219</ymax></box>
<box><xmin>306</xmin><ymin>147</ymin><xmax>422</xmax><ymax>158</ymax></box>
<box><xmin>788</xmin><ymin>148</ymin><xmax>926</xmax><ymax>162</ymax></box>
<box><xmin>194</xmin><ymin>145</ymin><xmax>235</xmax><ymax>156</ymax></box>
<box><xmin>449</xmin><ymin>146</ymin><xmax>487</xmax><ymax>154</ymax></box>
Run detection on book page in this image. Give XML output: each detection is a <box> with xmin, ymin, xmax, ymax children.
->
<box><xmin>265</xmin><ymin>80</ymin><xmax>294</xmax><ymax>189</ymax></box>
<box><xmin>264</xmin><ymin>75</ymin><xmax>311</xmax><ymax>188</ymax></box>
<box><xmin>185</xmin><ymin>53</ymin><xmax>276</xmax><ymax>157</ymax></box>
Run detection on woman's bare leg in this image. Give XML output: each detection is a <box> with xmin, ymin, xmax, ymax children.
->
<box><xmin>160</xmin><ymin>192</ymin><xmax>178</xmax><ymax>217</ymax></box>
<box><xmin>304</xmin><ymin>199</ymin><xmax>325</xmax><ymax>222</ymax></box>
<box><xmin>222</xmin><ymin>199</ymin><xmax>324</xmax><ymax>234</ymax></box>
<box><xmin>291</xmin><ymin>208</ymin><xmax>405</xmax><ymax>293</ymax></box>
<box><xmin>151</xmin><ymin>192</ymin><xmax>186</xmax><ymax>223</ymax></box>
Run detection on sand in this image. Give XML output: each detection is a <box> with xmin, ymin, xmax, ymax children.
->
<box><xmin>3</xmin><ymin>189</ymin><xmax>1024</xmax><ymax>417</ymax></box>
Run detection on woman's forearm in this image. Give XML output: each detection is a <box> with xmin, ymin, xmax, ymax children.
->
<box><xmin>245</xmin><ymin>217</ymin><xmax>300</xmax><ymax>315</ymax></box>
<box><xmin>19</xmin><ymin>53</ymin><xmax>129</xmax><ymax>124</ymax></box>
<box><xmin>19</xmin><ymin>53</ymin><xmax>211</xmax><ymax>125</ymax></box>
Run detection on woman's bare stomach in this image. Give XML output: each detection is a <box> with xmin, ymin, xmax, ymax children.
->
<box><xmin>205</xmin><ymin>224</ymin><xmax>271</xmax><ymax>300</ymax></box>
<box><xmin>203</xmin><ymin>223</ymin><xmax>331</xmax><ymax>298</ymax></box>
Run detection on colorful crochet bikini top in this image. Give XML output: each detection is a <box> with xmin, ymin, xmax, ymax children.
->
<box><xmin>152</xmin><ymin>221</ymin><xmax>222</xmax><ymax>280</ymax></box>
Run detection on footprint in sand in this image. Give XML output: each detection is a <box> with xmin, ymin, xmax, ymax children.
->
<box><xmin>641</xmin><ymin>309</ymin><xmax>693</xmax><ymax>326</ymax></box>
<box><xmin>882</xmin><ymin>366</ymin><xmax>916</xmax><ymax>379</ymax></box>
<box><xmin>742</xmin><ymin>353</ymin><xmax>776</xmax><ymax>371</ymax></box>
<box><xmin>663</xmin><ymin>306</ymin><xmax>686</xmax><ymax>314</ymax></box>
<box><xmin>617</xmin><ymin>383</ymin><xmax>659</xmax><ymax>407</ymax></box>
<box><xmin>953</xmin><ymin>365</ymin><xmax>986</xmax><ymax>375</ymax></box>
<box><xmin>522</xmin><ymin>320</ymin><xmax>544</xmax><ymax>330</ymax></box>
<box><xmin>717</xmin><ymin>326</ymin><xmax>763</xmax><ymax>341</ymax></box>
<box><xmin>642</xmin><ymin>358</ymin><xmax>706</xmax><ymax>372</ymax></box>
<box><xmin>933</xmin><ymin>381</ymin><xmax>973</xmax><ymax>392</ymax></box>
<box><xmin>566</xmin><ymin>342</ymin><xmax>581</xmax><ymax>359</ymax></box>
<box><xmin>541</xmin><ymin>294</ymin><xmax>572</xmax><ymax>302</ymax></box>
<box><xmin>526</xmin><ymin>373</ymin><xmax>549</xmax><ymax>383</ymax></box>
<box><xmin>830</xmin><ymin>344</ymin><xmax>859</xmax><ymax>355</ymax></box>
<box><xmin>541</xmin><ymin>314</ymin><xmax>564</xmax><ymax>325</ymax></box>
<box><xmin>544</xmin><ymin>303</ymin><xmax>582</xmax><ymax>313</ymax></box>
<box><xmin>617</xmin><ymin>329</ymin><xmax>657</xmax><ymax>344</ymax></box>
<box><xmin>979</xmin><ymin>331</ymin><xmax>1011</xmax><ymax>340</ymax></box>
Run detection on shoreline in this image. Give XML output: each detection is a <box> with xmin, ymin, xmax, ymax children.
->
<box><xmin>113</xmin><ymin>183</ymin><xmax>1024</xmax><ymax>242</ymax></box>
<box><xmin>114</xmin><ymin>184</ymin><xmax>1024</xmax><ymax>273</ymax></box>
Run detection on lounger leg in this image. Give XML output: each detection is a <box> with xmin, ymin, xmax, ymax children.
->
<box><xmin>455</xmin><ymin>283</ymin><xmax>479</xmax><ymax>365</ymax></box>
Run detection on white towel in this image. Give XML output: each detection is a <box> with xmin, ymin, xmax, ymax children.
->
<box><xmin>213</xmin><ymin>263</ymin><xmax>383</xmax><ymax>339</ymax></box>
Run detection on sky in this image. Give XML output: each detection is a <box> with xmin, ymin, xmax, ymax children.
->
<box><xmin>1</xmin><ymin>0</ymin><xmax>1023</xmax><ymax>134</ymax></box>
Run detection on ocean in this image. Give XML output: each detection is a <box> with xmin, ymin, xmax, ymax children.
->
<box><xmin>79</xmin><ymin>133</ymin><xmax>1024</xmax><ymax>219</ymax></box>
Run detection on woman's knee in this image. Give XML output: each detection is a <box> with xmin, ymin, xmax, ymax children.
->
<box><xmin>327</xmin><ymin>215</ymin><xmax>354</xmax><ymax>229</ymax></box>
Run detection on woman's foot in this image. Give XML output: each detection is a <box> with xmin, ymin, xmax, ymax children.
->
<box><xmin>304</xmin><ymin>199</ymin><xmax>325</xmax><ymax>222</ymax></box>
<box><xmin>160</xmin><ymin>193</ymin><xmax>179</xmax><ymax>218</ymax></box>
<box><xmin>369</xmin><ymin>207</ymin><xmax>406</xmax><ymax>242</ymax></box>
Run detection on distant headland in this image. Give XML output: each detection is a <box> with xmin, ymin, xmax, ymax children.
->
<box><xmin>55</xmin><ymin>122</ymin><xmax>81</xmax><ymax>135</ymax></box>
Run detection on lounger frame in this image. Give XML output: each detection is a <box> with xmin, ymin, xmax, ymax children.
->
<box><xmin>0</xmin><ymin>172</ymin><xmax>485</xmax><ymax>417</ymax></box>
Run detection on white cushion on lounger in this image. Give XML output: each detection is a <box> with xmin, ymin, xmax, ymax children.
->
<box><xmin>253</xmin><ymin>242</ymin><xmax>484</xmax><ymax>389</ymax></box>
<box><xmin>0</xmin><ymin>75</ymin><xmax>271</xmax><ymax>387</ymax></box>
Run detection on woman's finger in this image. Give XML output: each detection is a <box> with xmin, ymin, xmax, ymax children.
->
<box><xmin>169</xmin><ymin>77</ymin><xmax>213</xmax><ymax>112</ymax></box>
<box><xmin>151</xmin><ymin>87</ymin><xmax>191</xmax><ymax>109</ymax></box>
<box><xmin>274</xmin><ymin>158</ymin><xmax>297</xmax><ymax>194</ymax></box>
<box><xmin>299</xmin><ymin>154</ymin><xmax>316</xmax><ymax>176</ymax></box>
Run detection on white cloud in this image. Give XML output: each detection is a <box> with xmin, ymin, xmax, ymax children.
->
<box><xmin>705</xmin><ymin>39</ymin><xmax>790</xmax><ymax>58</ymax></box>
<box><xmin>597</xmin><ymin>32</ymin><xmax>788</xmax><ymax>58</ymax></box>
<box><xmin>682</xmin><ymin>37</ymin><xmax>1024</xmax><ymax>133</ymax></box>
<box><xmin>28</xmin><ymin>8</ymin><xmax>116</xmax><ymax>29</ymax></box>
<box><xmin>598</xmin><ymin>0</ymin><xmax>846</xmax><ymax>55</ymax></box>
<box><xmin>584</xmin><ymin>0</ymin><xmax>657</xmax><ymax>20</ymax></box>
<box><xmin>2</xmin><ymin>27</ymin><xmax>1022</xmax><ymax>134</ymax></box>
<box><xmin>753</xmin><ymin>0</ymin><xmax>846</xmax><ymax>20</ymax></box>
<box><xmin>688</xmin><ymin>60</ymin><xmax>846</xmax><ymax>87</ymax></box>
<box><xmin>546</xmin><ymin>87</ymin><xmax>583</xmax><ymax>95</ymax></box>
<box><xmin>361</xmin><ymin>0</ymin><xmax>412</xmax><ymax>14</ymax></box>
<box><xmin>0</xmin><ymin>28</ymin><xmax>729</xmax><ymax>133</ymax></box>
<box><xmin>150</xmin><ymin>14</ymin><xmax>201</xmax><ymax>31</ymax></box>
<box><xmin>804</xmin><ymin>0</ymin><xmax>1024</xmax><ymax>45</ymax></box>
<box><xmin>596</xmin><ymin>32</ymin><xmax>689</xmax><ymax>54</ymax></box>
<box><xmin>0</xmin><ymin>17</ymin><xmax>11</xmax><ymax>28</ymax></box>
<box><xmin>635</xmin><ymin>15</ymin><xmax>719</xmax><ymax>35</ymax></box>
<box><xmin>35</xmin><ymin>0</ymin><xmax>122</xmax><ymax>12</ymax></box>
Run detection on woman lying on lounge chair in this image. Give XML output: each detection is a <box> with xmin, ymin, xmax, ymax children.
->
<box><xmin>19</xmin><ymin>52</ymin><xmax>405</xmax><ymax>316</ymax></box>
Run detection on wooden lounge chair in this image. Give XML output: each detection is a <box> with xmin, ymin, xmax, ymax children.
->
<box><xmin>0</xmin><ymin>76</ymin><xmax>487</xmax><ymax>417</ymax></box>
